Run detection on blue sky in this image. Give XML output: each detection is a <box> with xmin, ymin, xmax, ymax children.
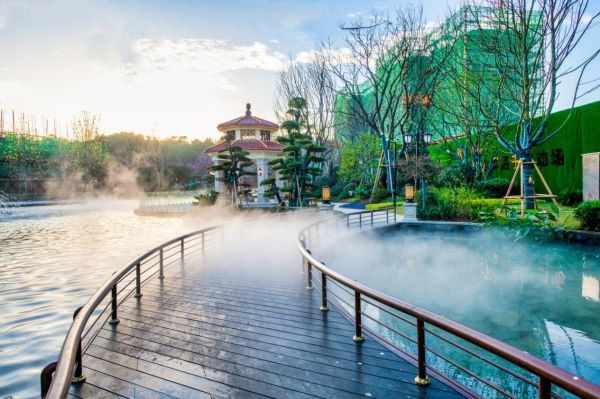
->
<box><xmin>0</xmin><ymin>0</ymin><xmax>598</xmax><ymax>139</ymax></box>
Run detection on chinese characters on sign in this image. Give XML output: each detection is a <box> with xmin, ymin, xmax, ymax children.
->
<box><xmin>533</xmin><ymin>149</ymin><xmax>564</xmax><ymax>167</ymax></box>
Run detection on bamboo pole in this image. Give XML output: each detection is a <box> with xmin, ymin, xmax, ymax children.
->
<box><xmin>533</xmin><ymin>162</ymin><xmax>559</xmax><ymax>208</ymax></box>
<box><xmin>502</xmin><ymin>160</ymin><xmax>520</xmax><ymax>206</ymax></box>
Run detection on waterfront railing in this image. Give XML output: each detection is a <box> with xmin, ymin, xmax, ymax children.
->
<box><xmin>297</xmin><ymin>208</ymin><xmax>600</xmax><ymax>399</ymax></box>
<box><xmin>40</xmin><ymin>225</ymin><xmax>223</xmax><ymax>398</ymax></box>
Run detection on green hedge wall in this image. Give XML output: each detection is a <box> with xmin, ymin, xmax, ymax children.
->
<box><xmin>493</xmin><ymin>101</ymin><xmax>600</xmax><ymax>193</ymax></box>
<box><xmin>429</xmin><ymin>100</ymin><xmax>600</xmax><ymax>193</ymax></box>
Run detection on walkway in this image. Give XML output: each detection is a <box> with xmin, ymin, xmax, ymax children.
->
<box><xmin>68</xmin><ymin>219</ymin><xmax>464</xmax><ymax>399</ymax></box>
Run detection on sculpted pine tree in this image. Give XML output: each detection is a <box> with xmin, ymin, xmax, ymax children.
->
<box><xmin>210</xmin><ymin>132</ymin><xmax>256</xmax><ymax>205</ymax></box>
<box><xmin>262</xmin><ymin>98</ymin><xmax>326</xmax><ymax>207</ymax></box>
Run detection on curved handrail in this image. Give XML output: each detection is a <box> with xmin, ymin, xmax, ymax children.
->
<box><xmin>297</xmin><ymin>209</ymin><xmax>600</xmax><ymax>399</ymax></box>
<box><xmin>43</xmin><ymin>225</ymin><xmax>222</xmax><ymax>399</ymax></box>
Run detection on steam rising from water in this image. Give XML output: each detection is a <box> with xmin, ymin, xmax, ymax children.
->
<box><xmin>320</xmin><ymin>227</ymin><xmax>600</xmax><ymax>385</ymax></box>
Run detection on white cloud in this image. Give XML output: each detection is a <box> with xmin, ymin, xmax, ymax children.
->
<box><xmin>118</xmin><ymin>38</ymin><xmax>286</xmax><ymax>91</ymax></box>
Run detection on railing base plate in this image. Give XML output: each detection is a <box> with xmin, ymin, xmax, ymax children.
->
<box><xmin>108</xmin><ymin>319</ymin><xmax>120</xmax><ymax>325</ymax></box>
<box><xmin>414</xmin><ymin>376</ymin><xmax>431</xmax><ymax>386</ymax></box>
<box><xmin>319</xmin><ymin>306</ymin><xmax>329</xmax><ymax>312</ymax></box>
<box><xmin>71</xmin><ymin>375</ymin><xmax>86</xmax><ymax>384</ymax></box>
<box><xmin>352</xmin><ymin>335</ymin><xmax>364</xmax><ymax>342</ymax></box>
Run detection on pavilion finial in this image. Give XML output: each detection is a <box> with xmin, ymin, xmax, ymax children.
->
<box><xmin>245</xmin><ymin>103</ymin><xmax>251</xmax><ymax>116</ymax></box>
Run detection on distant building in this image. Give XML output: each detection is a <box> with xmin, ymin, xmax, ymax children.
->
<box><xmin>205</xmin><ymin>103</ymin><xmax>283</xmax><ymax>204</ymax></box>
<box><xmin>333</xmin><ymin>5</ymin><xmax>543</xmax><ymax>142</ymax></box>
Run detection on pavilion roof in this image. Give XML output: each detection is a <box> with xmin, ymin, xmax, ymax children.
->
<box><xmin>217</xmin><ymin>103</ymin><xmax>279</xmax><ymax>131</ymax></box>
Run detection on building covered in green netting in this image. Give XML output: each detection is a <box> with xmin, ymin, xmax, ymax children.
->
<box><xmin>333</xmin><ymin>5</ymin><xmax>543</xmax><ymax>144</ymax></box>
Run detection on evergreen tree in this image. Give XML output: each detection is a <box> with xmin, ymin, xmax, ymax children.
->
<box><xmin>210</xmin><ymin>132</ymin><xmax>256</xmax><ymax>205</ymax></box>
<box><xmin>262</xmin><ymin>98</ymin><xmax>326</xmax><ymax>207</ymax></box>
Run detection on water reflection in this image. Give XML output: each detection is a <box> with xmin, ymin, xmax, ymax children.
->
<box><xmin>324</xmin><ymin>230</ymin><xmax>600</xmax><ymax>392</ymax></box>
<box><xmin>0</xmin><ymin>200</ymin><xmax>193</xmax><ymax>399</ymax></box>
<box><xmin>582</xmin><ymin>274</ymin><xmax>599</xmax><ymax>302</ymax></box>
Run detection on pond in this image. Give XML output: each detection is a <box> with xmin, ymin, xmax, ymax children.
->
<box><xmin>0</xmin><ymin>200</ymin><xmax>198</xmax><ymax>399</ymax></box>
<box><xmin>323</xmin><ymin>227</ymin><xmax>600</xmax><ymax>397</ymax></box>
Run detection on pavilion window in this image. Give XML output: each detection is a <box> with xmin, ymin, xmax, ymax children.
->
<box><xmin>241</xmin><ymin>129</ymin><xmax>255</xmax><ymax>140</ymax></box>
<box><xmin>260</xmin><ymin>130</ymin><xmax>271</xmax><ymax>141</ymax></box>
<box><xmin>226</xmin><ymin>130</ymin><xmax>235</xmax><ymax>140</ymax></box>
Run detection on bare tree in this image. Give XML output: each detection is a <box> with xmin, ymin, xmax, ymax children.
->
<box><xmin>325</xmin><ymin>3</ymin><xmax>452</xmax><ymax>195</ymax></box>
<box><xmin>460</xmin><ymin>0</ymin><xmax>599</xmax><ymax>209</ymax></box>
<box><xmin>274</xmin><ymin>52</ymin><xmax>336</xmax><ymax>147</ymax></box>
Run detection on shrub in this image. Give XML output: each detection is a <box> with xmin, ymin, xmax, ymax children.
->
<box><xmin>574</xmin><ymin>200</ymin><xmax>600</xmax><ymax>231</ymax></box>
<box><xmin>435</xmin><ymin>163</ymin><xmax>476</xmax><ymax>188</ymax></box>
<box><xmin>370</xmin><ymin>188</ymin><xmax>390</xmax><ymax>203</ymax></box>
<box><xmin>355</xmin><ymin>184</ymin><xmax>371</xmax><ymax>199</ymax></box>
<box><xmin>474</xmin><ymin>178</ymin><xmax>510</xmax><ymax>198</ymax></box>
<box><xmin>417</xmin><ymin>187</ymin><xmax>499</xmax><ymax>221</ymax></box>
<box><xmin>557</xmin><ymin>189</ymin><xmax>583</xmax><ymax>206</ymax></box>
<box><xmin>314</xmin><ymin>176</ymin><xmax>332</xmax><ymax>188</ymax></box>
<box><xmin>343</xmin><ymin>182</ymin><xmax>356</xmax><ymax>192</ymax></box>
<box><xmin>194</xmin><ymin>190</ymin><xmax>218</xmax><ymax>206</ymax></box>
<box><xmin>333</xmin><ymin>190</ymin><xmax>349</xmax><ymax>202</ymax></box>
<box><xmin>330</xmin><ymin>182</ymin><xmax>345</xmax><ymax>197</ymax></box>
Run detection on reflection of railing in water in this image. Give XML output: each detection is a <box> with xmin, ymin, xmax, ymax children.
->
<box><xmin>137</xmin><ymin>190</ymin><xmax>209</xmax><ymax>212</ymax></box>
<box><xmin>40</xmin><ymin>225</ymin><xmax>224</xmax><ymax>398</ymax></box>
<box><xmin>297</xmin><ymin>210</ymin><xmax>600</xmax><ymax>399</ymax></box>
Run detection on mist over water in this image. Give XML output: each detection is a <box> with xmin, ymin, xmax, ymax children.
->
<box><xmin>322</xmin><ymin>228</ymin><xmax>600</xmax><ymax>388</ymax></box>
<box><xmin>0</xmin><ymin>200</ymin><xmax>316</xmax><ymax>399</ymax></box>
<box><xmin>0</xmin><ymin>200</ymin><xmax>206</xmax><ymax>398</ymax></box>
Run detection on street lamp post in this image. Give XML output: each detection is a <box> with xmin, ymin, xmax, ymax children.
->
<box><xmin>403</xmin><ymin>132</ymin><xmax>432</xmax><ymax>210</ymax></box>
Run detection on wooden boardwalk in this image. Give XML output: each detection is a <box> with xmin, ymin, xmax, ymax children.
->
<box><xmin>69</xmin><ymin>245</ymin><xmax>466</xmax><ymax>398</ymax></box>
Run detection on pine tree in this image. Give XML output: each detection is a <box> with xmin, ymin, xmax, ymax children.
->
<box><xmin>262</xmin><ymin>98</ymin><xmax>326</xmax><ymax>207</ymax></box>
<box><xmin>210</xmin><ymin>132</ymin><xmax>256</xmax><ymax>205</ymax></box>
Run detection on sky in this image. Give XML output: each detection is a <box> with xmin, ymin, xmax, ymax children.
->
<box><xmin>0</xmin><ymin>0</ymin><xmax>598</xmax><ymax>140</ymax></box>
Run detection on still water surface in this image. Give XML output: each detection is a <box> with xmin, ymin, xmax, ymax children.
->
<box><xmin>0</xmin><ymin>200</ymin><xmax>196</xmax><ymax>399</ymax></box>
<box><xmin>325</xmin><ymin>229</ymin><xmax>600</xmax><ymax>396</ymax></box>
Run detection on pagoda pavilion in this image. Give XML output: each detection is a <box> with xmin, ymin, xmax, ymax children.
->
<box><xmin>205</xmin><ymin>103</ymin><xmax>283</xmax><ymax>205</ymax></box>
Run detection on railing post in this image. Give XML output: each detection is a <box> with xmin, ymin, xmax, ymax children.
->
<box><xmin>353</xmin><ymin>291</ymin><xmax>364</xmax><ymax>342</ymax></box>
<box><xmin>306</xmin><ymin>254</ymin><xmax>313</xmax><ymax>290</ymax></box>
<box><xmin>201</xmin><ymin>231</ymin><xmax>205</xmax><ymax>255</ymax></box>
<box><xmin>108</xmin><ymin>282</ymin><xmax>119</xmax><ymax>325</ymax></box>
<box><xmin>346</xmin><ymin>215</ymin><xmax>350</xmax><ymax>232</ymax></box>
<box><xmin>320</xmin><ymin>271</ymin><xmax>329</xmax><ymax>312</ymax></box>
<box><xmin>371</xmin><ymin>211</ymin><xmax>374</xmax><ymax>227</ymax></box>
<box><xmin>72</xmin><ymin>307</ymin><xmax>86</xmax><ymax>383</ymax></box>
<box><xmin>159</xmin><ymin>248</ymin><xmax>164</xmax><ymax>280</ymax></box>
<box><xmin>386</xmin><ymin>208</ymin><xmax>389</xmax><ymax>224</ymax></box>
<box><xmin>359</xmin><ymin>213</ymin><xmax>362</xmax><ymax>229</ymax></box>
<box><xmin>180</xmin><ymin>238</ymin><xmax>185</xmax><ymax>261</ymax></box>
<box><xmin>40</xmin><ymin>361</ymin><xmax>57</xmax><ymax>398</ymax></box>
<box><xmin>538</xmin><ymin>377</ymin><xmax>551</xmax><ymax>399</ymax></box>
<box><xmin>134</xmin><ymin>262</ymin><xmax>142</xmax><ymax>298</ymax></box>
<box><xmin>415</xmin><ymin>319</ymin><xmax>430</xmax><ymax>386</ymax></box>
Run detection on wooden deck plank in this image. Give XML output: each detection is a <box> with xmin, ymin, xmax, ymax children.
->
<box><xmin>75</xmin><ymin>246</ymin><xmax>467</xmax><ymax>399</ymax></box>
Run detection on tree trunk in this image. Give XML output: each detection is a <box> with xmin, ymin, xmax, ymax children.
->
<box><xmin>521</xmin><ymin>156</ymin><xmax>535</xmax><ymax>210</ymax></box>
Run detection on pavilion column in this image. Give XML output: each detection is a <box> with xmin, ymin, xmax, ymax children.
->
<box><xmin>213</xmin><ymin>160</ymin><xmax>221</xmax><ymax>193</ymax></box>
<box><xmin>256</xmin><ymin>158</ymin><xmax>268</xmax><ymax>203</ymax></box>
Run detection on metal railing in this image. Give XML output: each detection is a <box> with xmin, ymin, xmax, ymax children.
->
<box><xmin>297</xmin><ymin>209</ymin><xmax>600</xmax><ymax>399</ymax></box>
<box><xmin>40</xmin><ymin>225</ymin><xmax>223</xmax><ymax>399</ymax></box>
